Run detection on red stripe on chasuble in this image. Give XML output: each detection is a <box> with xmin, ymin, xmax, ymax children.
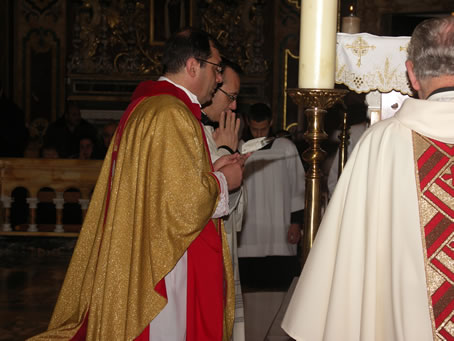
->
<box><xmin>426</xmin><ymin>191</ymin><xmax>454</xmax><ymax>219</ymax></box>
<box><xmin>425</xmin><ymin>213</ymin><xmax>444</xmax><ymax>237</ymax></box>
<box><xmin>426</xmin><ymin>221</ymin><xmax>454</xmax><ymax>257</ymax></box>
<box><xmin>432</xmin><ymin>139</ymin><xmax>454</xmax><ymax>156</ymax></box>
<box><xmin>436</xmin><ymin>176</ymin><xmax>454</xmax><ymax>197</ymax></box>
<box><xmin>431</xmin><ymin>258</ymin><xmax>454</xmax><ymax>283</ymax></box>
<box><xmin>187</xmin><ymin>220</ymin><xmax>224</xmax><ymax>341</ymax></box>
<box><xmin>415</xmin><ymin>132</ymin><xmax>454</xmax><ymax>340</ymax></box>
<box><xmin>440</xmin><ymin>329</ymin><xmax>454</xmax><ymax>341</ymax></box>
<box><xmin>443</xmin><ymin>244</ymin><xmax>454</xmax><ymax>259</ymax></box>
<box><xmin>420</xmin><ymin>154</ymin><xmax>449</xmax><ymax>189</ymax></box>
<box><xmin>418</xmin><ymin>145</ymin><xmax>437</xmax><ymax>167</ymax></box>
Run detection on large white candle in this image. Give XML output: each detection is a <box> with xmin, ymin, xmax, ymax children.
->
<box><xmin>298</xmin><ymin>0</ymin><xmax>338</xmax><ymax>89</ymax></box>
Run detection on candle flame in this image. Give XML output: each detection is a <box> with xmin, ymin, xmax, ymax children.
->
<box><xmin>349</xmin><ymin>5</ymin><xmax>354</xmax><ymax>13</ymax></box>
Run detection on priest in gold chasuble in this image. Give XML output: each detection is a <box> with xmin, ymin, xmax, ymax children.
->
<box><xmin>282</xmin><ymin>17</ymin><xmax>454</xmax><ymax>341</ymax></box>
<box><xmin>29</xmin><ymin>29</ymin><xmax>246</xmax><ymax>341</ymax></box>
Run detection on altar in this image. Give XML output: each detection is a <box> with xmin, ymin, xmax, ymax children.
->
<box><xmin>336</xmin><ymin>32</ymin><xmax>412</xmax><ymax>124</ymax></box>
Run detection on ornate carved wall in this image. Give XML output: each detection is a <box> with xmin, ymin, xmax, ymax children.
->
<box><xmin>7</xmin><ymin>0</ymin><xmax>453</xmax><ymax>132</ymax></box>
<box><xmin>14</xmin><ymin>0</ymin><xmax>67</xmax><ymax>126</ymax></box>
<box><xmin>65</xmin><ymin>0</ymin><xmax>270</xmax><ymax>115</ymax></box>
<box><xmin>9</xmin><ymin>0</ymin><xmax>272</xmax><ymax>129</ymax></box>
<box><xmin>272</xmin><ymin>0</ymin><xmax>301</xmax><ymax>132</ymax></box>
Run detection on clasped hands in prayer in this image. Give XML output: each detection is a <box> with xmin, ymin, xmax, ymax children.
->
<box><xmin>212</xmin><ymin>110</ymin><xmax>249</xmax><ymax>191</ymax></box>
<box><xmin>214</xmin><ymin>152</ymin><xmax>250</xmax><ymax>191</ymax></box>
<box><xmin>212</xmin><ymin>110</ymin><xmax>240</xmax><ymax>152</ymax></box>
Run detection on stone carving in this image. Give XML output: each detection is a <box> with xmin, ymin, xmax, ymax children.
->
<box><xmin>23</xmin><ymin>0</ymin><xmax>61</xmax><ymax>23</ymax></box>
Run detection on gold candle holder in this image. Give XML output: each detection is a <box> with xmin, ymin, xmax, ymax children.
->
<box><xmin>338</xmin><ymin>110</ymin><xmax>351</xmax><ymax>177</ymax></box>
<box><xmin>287</xmin><ymin>88</ymin><xmax>348</xmax><ymax>265</ymax></box>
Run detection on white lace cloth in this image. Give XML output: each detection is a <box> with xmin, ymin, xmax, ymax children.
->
<box><xmin>336</xmin><ymin>32</ymin><xmax>412</xmax><ymax>95</ymax></box>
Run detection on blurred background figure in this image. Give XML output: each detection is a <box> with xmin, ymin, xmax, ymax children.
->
<box><xmin>78</xmin><ymin>136</ymin><xmax>94</xmax><ymax>160</ymax></box>
<box><xmin>77</xmin><ymin>135</ymin><xmax>99</xmax><ymax>160</ymax></box>
<box><xmin>40</xmin><ymin>143</ymin><xmax>60</xmax><ymax>159</ymax></box>
<box><xmin>44</xmin><ymin>101</ymin><xmax>98</xmax><ymax>158</ymax></box>
<box><xmin>99</xmin><ymin>120</ymin><xmax>118</xmax><ymax>158</ymax></box>
<box><xmin>238</xmin><ymin>102</ymin><xmax>305</xmax><ymax>290</ymax></box>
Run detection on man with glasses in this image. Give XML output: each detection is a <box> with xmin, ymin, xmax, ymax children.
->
<box><xmin>31</xmin><ymin>28</ymin><xmax>247</xmax><ymax>341</ymax></box>
<box><xmin>202</xmin><ymin>58</ymin><xmax>242</xmax><ymax>154</ymax></box>
<box><xmin>201</xmin><ymin>58</ymin><xmax>246</xmax><ymax>341</ymax></box>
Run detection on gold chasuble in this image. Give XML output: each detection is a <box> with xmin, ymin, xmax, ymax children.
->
<box><xmin>413</xmin><ymin>132</ymin><xmax>454</xmax><ymax>341</ymax></box>
<box><xmin>29</xmin><ymin>81</ymin><xmax>234</xmax><ymax>340</ymax></box>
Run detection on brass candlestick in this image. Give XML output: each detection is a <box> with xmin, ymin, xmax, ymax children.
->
<box><xmin>338</xmin><ymin>110</ymin><xmax>351</xmax><ymax>177</ymax></box>
<box><xmin>287</xmin><ymin>88</ymin><xmax>348</xmax><ymax>265</ymax></box>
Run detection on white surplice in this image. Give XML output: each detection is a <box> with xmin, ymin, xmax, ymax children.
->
<box><xmin>238</xmin><ymin>137</ymin><xmax>305</xmax><ymax>257</ymax></box>
<box><xmin>202</xmin><ymin>124</ymin><xmax>246</xmax><ymax>341</ymax></box>
<box><xmin>281</xmin><ymin>92</ymin><xmax>454</xmax><ymax>341</ymax></box>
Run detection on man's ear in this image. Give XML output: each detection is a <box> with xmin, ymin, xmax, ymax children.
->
<box><xmin>186</xmin><ymin>57</ymin><xmax>199</xmax><ymax>78</ymax></box>
<box><xmin>405</xmin><ymin>60</ymin><xmax>421</xmax><ymax>93</ymax></box>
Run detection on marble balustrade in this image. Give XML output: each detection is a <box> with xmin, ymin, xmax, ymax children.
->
<box><xmin>0</xmin><ymin>158</ymin><xmax>103</xmax><ymax>234</ymax></box>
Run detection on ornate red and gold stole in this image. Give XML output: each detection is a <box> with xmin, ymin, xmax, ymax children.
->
<box><xmin>413</xmin><ymin>131</ymin><xmax>454</xmax><ymax>341</ymax></box>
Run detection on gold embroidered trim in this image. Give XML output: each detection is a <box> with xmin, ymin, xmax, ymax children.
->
<box><xmin>412</xmin><ymin>131</ymin><xmax>438</xmax><ymax>341</ymax></box>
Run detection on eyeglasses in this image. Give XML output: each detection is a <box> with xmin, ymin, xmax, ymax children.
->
<box><xmin>217</xmin><ymin>87</ymin><xmax>238</xmax><ymax>103</ymax></box>
<box><xmin>196</xmin><ymin>58</ymin><xmax>224</xmax><ymax>74</ymax></box>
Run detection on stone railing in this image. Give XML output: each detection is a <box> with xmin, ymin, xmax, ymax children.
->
<box><xmin>0</xmin><ymin>158</ymin><xmax>103</xmax><ymax>236</ymax></box>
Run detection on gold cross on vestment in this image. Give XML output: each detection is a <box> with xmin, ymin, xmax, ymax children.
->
<box><xmin>345</xmin><ymin>37</ymin><xmax>376</xmax><ymax>67</ymax></box>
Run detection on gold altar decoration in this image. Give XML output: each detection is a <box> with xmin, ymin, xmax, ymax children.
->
<box><xmin>200</xmin><ymin>0</ymin><xmax>269</xmax><ymax>75</ymax></box>
<box><xmin>283</xmin><ymin>49</ymin><xmax>300</xmax><ymax>131</ymax></box>
<box><xmin>337</xmin><ymin>110</ymin><xmax>350</xmax><ymax>177</ymax></box>
<box><xmin>287</xmin><ymin>88</ymin><xmax>348</xmax><ymax>263</ymax></box>
<box><xmin>344</xmin><ymin>36</ymin><xmax>375</xmax><ymax>67</ymax></box>
<box><xmin>67</xmin><ymin>0</ymin><xmax>269</xmax><ymax>76</ymax></box>
<box><xmin>15</xmin><ymin>0</ymin><xmax>67</xmax><ymax>124</ymax></box>
<box><xmin>283</xmin><ymin>33</ymin><xmax>412</xmax><ymax>137</ymax></box>
<box><xmin>287</xmin><ymin>0</ymin><xmax>301</xmax><ymax>9</ymax></box>
<box><xmin>69</xmin><ymin>0</ymin><xmax>161</xmax><ymax>74</ymax></box>
<box><xmin>336</xmin><ymin>33</ymin><xmax>411</xmax><ymax>94</ymax></box>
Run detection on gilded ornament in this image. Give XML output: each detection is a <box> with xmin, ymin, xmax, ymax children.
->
<box><xmin>68</xmin><ymin>0</ymin><xmax>161</xmax><ymax>75</ymax></box>
<box><xmin>345</xmin><ymin>36</ymin><xmax>376</xmax><ymax>67</ymax></box>
<box><xmin>286</xmin><ymin>0</ymin><xmax>300</xmax><ymax>9</ymax></box>
<box><xmin>287</xmin><ymin>88</ymin><xmax>349</xmax><ymax>109</ymax></box>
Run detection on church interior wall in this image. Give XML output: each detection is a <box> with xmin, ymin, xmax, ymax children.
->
<box><xmin>1</xmin><ymin>0</ymin><xmax>452</xmax><ymax>139</ymax></box>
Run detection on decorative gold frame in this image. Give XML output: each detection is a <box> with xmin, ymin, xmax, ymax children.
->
<box><xmin>149</xmin><ymin>0</ymin><xmax>193</xmax><ymax>45</ymax></box>
<box><xmin>286</xmin><ymin>0</ymin><xmax>300</xmax><ymax>9</ymax></box>
<box><xmin>283</xmin><ymin>48</ymin><xmax>299</xmax><ymax>131</ymax></box>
